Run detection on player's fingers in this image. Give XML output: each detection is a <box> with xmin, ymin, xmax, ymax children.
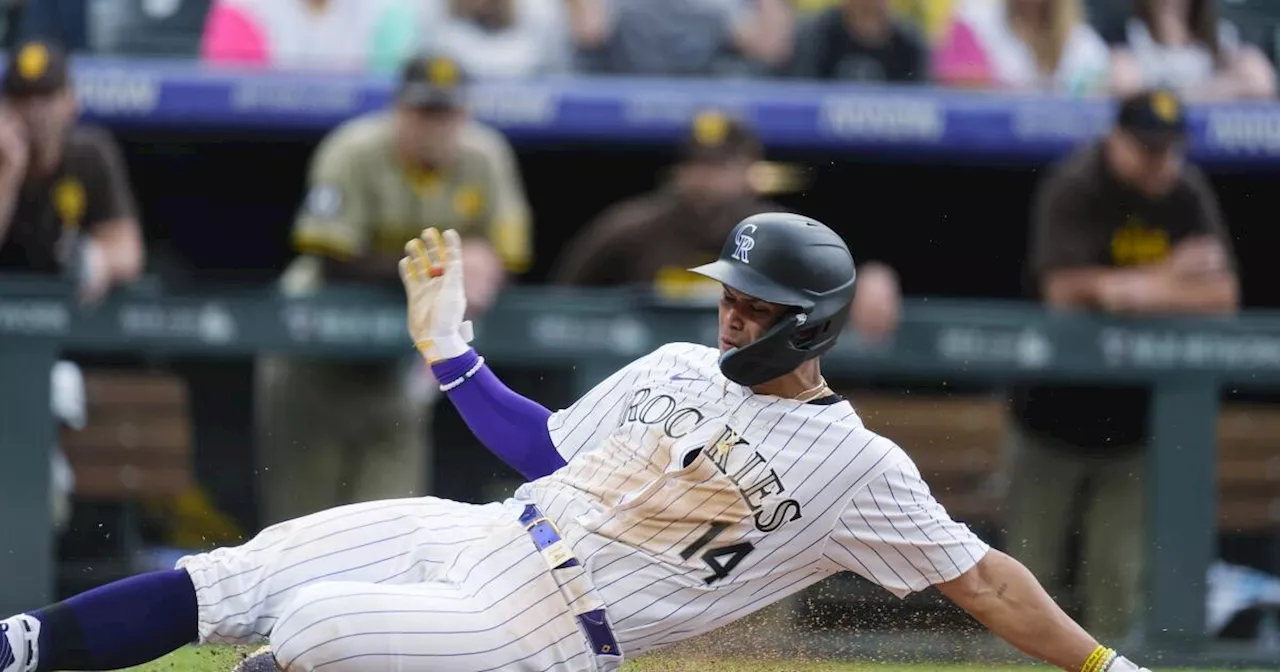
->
<box><xmin>398</xmin><ymin>257</ymin><xmax>416</xmax><ymax>284</ymax></box>
<box><xmin>422</xmin><ymin>227</ymin><xmax>445</xmax><ymax>262</ymax></box>
<box><xmin>421</xmin><ymin>228</ymin><xmax>448</xmax><ymax>277</ymax></box>
<box><xmin>442</xmin><ymin>229</ymin><xmax>464</xmax><ymax>268</ymax></box>
<box><xmin>404</xmin><ymin>238</ymin><xmax>431</xmax><ymax>280</ymax></box>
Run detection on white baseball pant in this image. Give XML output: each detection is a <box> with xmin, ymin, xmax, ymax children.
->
<box><xmin>176</xmin><ymin>497</ymin><xmax>615</xmax><ymax>671</ymax></box>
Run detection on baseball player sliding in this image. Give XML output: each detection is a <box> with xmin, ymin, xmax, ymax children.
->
<box><xmin>1</xmin><ymin>213</ymin><xmax>1151</xmax><ymax>672</ymax></box>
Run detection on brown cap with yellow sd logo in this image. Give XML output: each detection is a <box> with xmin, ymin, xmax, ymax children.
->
<box><xmin>2</xmin><ymin>40</ymin><xmax>70</xmax><ymax>99</ymax></box>
<box><xmin>679</xmin><ymin>109</ymin><xmax>762</xmax><ymax>163</ymax></box>
<box><xmin>1115</xmin><ymin>88</ymin><xmax>1188</xmax><ymax>152</ymax></box>
<box><xmin>398</xmin><ymin>53</ymin><xmax>468</xmax><ymax>111</ymax></box>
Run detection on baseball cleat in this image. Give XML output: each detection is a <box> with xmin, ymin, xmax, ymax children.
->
<box><xmin>231</xmin><ymin>645</ymin><xmax>278</xmax><ymax>672</ymax></box>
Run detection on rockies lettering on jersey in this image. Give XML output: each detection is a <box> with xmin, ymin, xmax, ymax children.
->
<box><xmin>521</xmin><ymin>342</ymin><xmax>990</xmax><ymax>657</ymax></box>
<box><xmin>618</xmin><ymin>387</ymin><xmax>704</xmax><ymax>438</ymax></box>
<box><xmin>617</xmin><ymin>388</ymin><xmax>802</xmax><ymax>533</ymax></box>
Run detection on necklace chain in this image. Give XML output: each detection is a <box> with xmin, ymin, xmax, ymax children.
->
<box><xmin>793</xmin><ymin>376</ymin><xmax>830</xmax><ymax>403</ymax></box>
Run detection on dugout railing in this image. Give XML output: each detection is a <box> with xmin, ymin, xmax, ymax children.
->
<box><xmin>2</xmin><ymin>279</ymin><xmax>1279</xmax><ymax>666</ymax></box>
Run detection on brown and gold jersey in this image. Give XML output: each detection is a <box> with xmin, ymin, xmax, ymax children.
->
<box><xmin>288</xmin><ymin>110</ymin><xmax>531</xmax><ymax>290</ymax></box>
<box><xmin>0</xmin><ymin>125</ymin><xmax>136</xmax><ymax>273</ymax></box>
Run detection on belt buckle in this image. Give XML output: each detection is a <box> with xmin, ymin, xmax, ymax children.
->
<box><xmin>524</xmin><ymin>515</ymin><xmax>560</xmax><ymax>534</ymax></box>
<box><xmin>525</xmin><ymin>515</ymin><xmax>576</xmax><ymax>569</ymax></box>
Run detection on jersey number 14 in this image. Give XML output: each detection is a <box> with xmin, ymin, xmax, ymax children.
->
<box><xmin>680</xmin><ymin>522</ymin><xmax>755</xmax><ymax>585</ymax></box>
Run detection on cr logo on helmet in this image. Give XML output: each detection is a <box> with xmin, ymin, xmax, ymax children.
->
<box><xmin>731</xmin><ymin>224</ymin><xmax>757</xmax><ymax>263</ymax></box>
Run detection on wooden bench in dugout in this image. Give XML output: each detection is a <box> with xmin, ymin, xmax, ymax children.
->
<box><xmin>791</xmin><ymin>393</ymin><xmax>1280</xmax><ymax>629</ymax></box>
<box><xmin>57</xmin><ymin>370</ymin><xmax>196</xmax><ymax>587</ymax></box>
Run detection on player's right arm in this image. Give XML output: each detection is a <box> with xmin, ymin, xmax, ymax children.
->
<box><xmin>292</xmin><ymin>123</ymin><xmax>399</xmax><ymax>283</ymax></box>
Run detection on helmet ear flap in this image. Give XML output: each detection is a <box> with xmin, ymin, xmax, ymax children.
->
<box><xmin>789</xmin><ymin>305</ymin><xmax>849</xmax><ymax>353</ymax></box>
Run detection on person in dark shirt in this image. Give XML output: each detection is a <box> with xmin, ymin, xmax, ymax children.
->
<box><xmin>787</xmin><ymin>0</ymin><xmax>928</xmax><ymax>82</ymax></box>
<box><xmin>1006</xmin><ymin>88</ymin><xmax>1239</xmax><ymax>641</ymax></box>
<box><xmin>552</xmin><ymin>110</ymin><xmax>776</xmax><ymax>294</ymax></box>
<box><xmin>552</xmin><ymin>109</ymin><xmax>902</xmax><ymax>342</ymax></box>
<box><xmin>0</xmin><ymin>39</ymin><xmax>143</xmax><ymax>303</ymax></box>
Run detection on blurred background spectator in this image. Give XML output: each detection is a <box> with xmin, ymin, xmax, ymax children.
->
<box><xmin>569</xmin><ymin>0</ymin><xmax>795</xmax><ymax>76</ymax></box>
<box><xmin>200</xmin><ymin>0</ymin><xmax>421</xmax><ymax>73</ymax></box>
<box><xmin>0</xmin><ymin>40</ymin><xmax>143</xmax><ymax>304</ymax></box>
<box><xmin>788</xmin><ymin>0</ymin><xmax>929</xmax><ymax>82</ymax></box>
<box><xmin>417</xmin><ymin>0</ymin><xmax>572</xmax><ymax>79</ymax></box>
<box><xmin>1005</xmin><ymin>89</ymin><xmax>1240</xmax><ymax>642</ymax></box>
<box><xmin>1106</xmin><ymin>0</ymin><xmax>1276</xmax><ymax>100</ymax></box>
<box><xmin>553</xmin><ymin>109</ymin><xmax>902</xmax><ymax>341</ymax></box>
<box><xmin>553</xmin><ymin>110</ymin><xmax>778</xmax><ymax>293</ymax></box>
<box><xmin>88</xmin><ymin>0</ymin><xmax>212</xmax><ymax>58</ymax></box>
<box><xmin>933</xmin><ymin>0</ymin><xmax>1110</xmax><ymax>94</ymax></box>
<box><xmin>255</xmin><ymin>54</ymin><xmax>529</xmax><ymax>525</ymax></box>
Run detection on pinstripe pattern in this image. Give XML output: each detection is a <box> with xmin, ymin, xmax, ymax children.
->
<box><xmin>176</xmin><ymin>342</ymin><xmax>988</xmax><ymax>671</ymax></box>
<box><xmin>179</xmin><ymin>497</ymin><xmax>601</xmax><ymax>671</ymax></box>
<box><xmin>516</xmin><ymin>343</ymin><xmax>990</xmax><ymax>658</ymax></box>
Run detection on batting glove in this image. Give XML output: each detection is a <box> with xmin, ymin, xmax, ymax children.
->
<box><xmin>1107</xmin><ymin>655</ymin><xmax>1150</xmax><ymax>672</ymax></box>
<box><xmin>399</xmin><ymin>227</ymin><xmax>475</xmax><ymax>363</ymax></box>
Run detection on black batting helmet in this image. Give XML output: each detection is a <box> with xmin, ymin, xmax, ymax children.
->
<box><xmin>689</xmin><ymin>213</ymin><xmax>856</xmax><ymax>387</ymax></box>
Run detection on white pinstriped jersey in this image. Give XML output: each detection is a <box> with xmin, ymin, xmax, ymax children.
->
<box><xmin>514</xmin><ymin>342</ymin><xmax>991</xmax><ymax>657</ymax></box>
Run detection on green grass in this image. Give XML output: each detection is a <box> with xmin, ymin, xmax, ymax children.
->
<box><xmin>120</xmin><ymin>646</ymin><xmax>1261</xmax><ymax>672</ymax></box>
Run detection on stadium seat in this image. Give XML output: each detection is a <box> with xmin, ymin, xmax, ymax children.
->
<box><xmin>62</xmin><ymin>370</ymin><xmax>195</xmax><ymax>501</ymax></box>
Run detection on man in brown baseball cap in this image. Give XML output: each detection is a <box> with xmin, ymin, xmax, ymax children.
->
<box><xmin>1007</xmin><ymin>86</ymin><xmax>1238</xmax><ymax>640</ymax></box>
<box><xmin>0</xmin><ymin>39</ymin><xmax>143</xmax><ymax>304</ymax></box>
<box><xmin>552</xmin><ymin>109</ymin><xmax>774</xmax><ymax>290</ymax></box>
<box><xmin>261</xmin><ymin>50</ymin><xmax>532</xmax><ymax>525</ymax></box>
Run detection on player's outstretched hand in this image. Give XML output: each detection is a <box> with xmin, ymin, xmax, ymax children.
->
<box><xmin>399</xmin><ymin>227</ymin><xmax>475</xmax><ymax>363</ymax></box>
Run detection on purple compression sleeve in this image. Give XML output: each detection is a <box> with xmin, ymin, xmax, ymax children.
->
<box><xmin>431</xmin><ymin>349</ymin><xmax>566</xmax><ymax>480</ymax></box>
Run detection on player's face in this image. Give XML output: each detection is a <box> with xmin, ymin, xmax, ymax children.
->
<box><xmin>718</xmin><ymin>285</ymin><xmax>787</xmax><ymax>353</ymax></box>
<box><xmin>396</xmin><ymin>104</ymin><xmax>465</xmax><ymax>167</ymax></box>
<box><xmin>1106</xmin><ymin>131</ymin><xmax>1184</xmax><ymax>197</ymax></box>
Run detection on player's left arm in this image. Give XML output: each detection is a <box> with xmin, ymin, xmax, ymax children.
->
<box><xmin>827</xmin><ymin>453</ymin><xmax>1149</xmax><ymax>672</ymax></box>
<box><xmin>78</xmin><ymin>128</ymin><xmax>145</xmax><ymax>303</ymax></box>
<box><xmin>936</xmin><ymin>551</ymin><xmax>1148</xmax><ymax>671</ymax></box>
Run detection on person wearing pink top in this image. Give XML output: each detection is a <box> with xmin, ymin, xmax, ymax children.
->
<box><xmin>932</xmin><ymin>0</ymin><xmax>1109</xmax><ymax>96</ymax></box>
<box><xmin>201</xmin><ymin>0</ymin><xmax>421</xmax><ymax>73</ymax></box>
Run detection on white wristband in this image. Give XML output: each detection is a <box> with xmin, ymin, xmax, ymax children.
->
<box><xmin>439</xmin><ymin>355</ymin><xmax>485</xmax><ymax>392</ymax></box>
